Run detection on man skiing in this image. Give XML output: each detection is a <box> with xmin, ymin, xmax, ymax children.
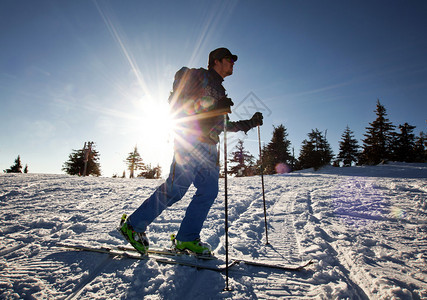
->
<box><xmin>119</xmin><ymin>47</ymin><xmax>263</xmax><ymax>255</ymax></box>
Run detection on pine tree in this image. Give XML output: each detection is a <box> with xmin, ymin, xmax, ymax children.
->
<box><xmin>337</xmin><ymin>126</ymin><xmax>360</xmax><ymax>167</ymax></box>
<box><xmin>4</xmin><ymin>155</ymin><xmax>23</xmax><ymax>173</ymax></box>
<box><xmin>24</xmin><ymin>164</ymin><xmax>28</xmax><ymax>173</ymax></box>
<box><xmin>298</xmin><ymin>139</ymin><xmax>317</xmax><ymax>170</ymax></box>
<box><xmin>413</xmin><ymin>132</ymin><xmax>426</xmax><ymax>163</ymax></box>
<box><xmin>139</xmin><ymin>164</ymin><xmax>162</xmax><ymax>179</ymax></box>
<box><xmin>126</xmin><ymin>146</ymin><xmax>145</xmax><ymax>178</ymax></box>
<box><xmin>62</xmin><ymin>142</ymin><xmax>101</xmax><ymax>176</ymax></box>
<box><xmin>360</xmin><ymin>100</ymin><xmax>395</xmax><ymax>165</ymax></box>
<box><xmin>262</xmin><ymin>125</ymin><xmax>292</xmax><ymax>174</ymax></box>
<box><xmin>298</xmin><ymin>129</ymin><xmax>334</xmax><ymax>170</ymax></box>
<box><xmin>229</xmin><ymin>139</ymin><xmax>255</xmax><ymax>177</ymax></box>
<box><xmin>393</xmin><ymin>123</ymin><xmax>416</xmax><ymax>162</ymax></box>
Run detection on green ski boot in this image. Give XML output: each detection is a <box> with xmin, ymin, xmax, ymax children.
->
<box><xmin>119</xmin><ymin>214</ymin><xmax>149</xmax><ymax>254</ymax></box>
<box><xmin>171</xmin><ymin>234</ymin><xmax>212</xmax><ymax>255</ymax></box>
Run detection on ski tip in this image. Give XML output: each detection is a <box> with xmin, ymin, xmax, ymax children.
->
<box><xmin>295</xmin><ymin>259</ymin><xmax>315</xmax><ymax>270</ymax></box>
<box><xmin>306</xmin><ymin>259</ymin><xmax>315</xmax><ymax>266</ymax></box>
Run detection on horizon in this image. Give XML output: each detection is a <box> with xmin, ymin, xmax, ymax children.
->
<box><xmin>1</xmin><ymin>1</ymin><xmax>426</xmax><ymax>177</ymax></box>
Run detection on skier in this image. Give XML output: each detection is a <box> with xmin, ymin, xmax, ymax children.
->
<box><xmin>119</xmin><ymin>48</ymin><xmax>263</xmax><ymax>255</ymax></box>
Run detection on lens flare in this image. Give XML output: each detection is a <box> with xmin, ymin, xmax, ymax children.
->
<box><xmin>275</xmin><ymin>163</ymin><xmax>290</xmax><ymax>174</ymax></box>
<box><xmin>390</xmin><ymin>206</ymin><xmax>406</xmax><ymax>219</ymax></box>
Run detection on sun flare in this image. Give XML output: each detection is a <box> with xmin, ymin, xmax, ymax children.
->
<box><xmin>130</xmin><ymin>98</ymin><xmax>176</xmax><ymax>177</ymax></box>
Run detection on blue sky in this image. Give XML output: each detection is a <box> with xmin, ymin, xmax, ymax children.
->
<box><xmin>1</xmin><ymin>1</ymin><xmax>426</xmax><ymax>177</ymax></box>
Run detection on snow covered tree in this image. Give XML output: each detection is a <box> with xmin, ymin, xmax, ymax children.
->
<box><xmin>4</xmin><ymin>155</ymin><xmax>23</xmax><ymax>173</ymax></box>
<box><xmin>337</xmin><ymin>126</ymin><xmax>360</xmax><ymax>167</ymax></box>
<box><xmin>62</xmin><ymin>142</ymin><xmax>101</xmax><ymax>176</ymax></box>
<box><xmin>229</xmin><ymin>139</ymin><xmax>255</xmax><ymax>177</ymax></box>
<box><xmin>262</xmin><ymin>124</ymin><xmax>293</xmax><ymax>174</ymax></box>
<box><xmin>126</xmin><ymin>146</ymin><xmax>145</xmax><ymax>178</ymax></box>
<box><xmin>298</xmin><ymin>129</ymin><xmax>334</xmax><ymax>170</ymax></box>
<box><xmin>359</xmin><ymin>100</ymin><xmax>395</xmax><ymax>165</ymax></box>
<box><xmin>392</xmin><ymin>123</ymin><xmax>416</xmax><ymax>162</ymax></box>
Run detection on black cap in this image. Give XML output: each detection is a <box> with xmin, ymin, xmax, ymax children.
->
<box><xmin>208</xmin><ymin>48</ymin><xmax>238</xmax><ymax>68</ymax></box>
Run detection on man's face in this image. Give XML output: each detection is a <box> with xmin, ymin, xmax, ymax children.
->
<box><xmin>216</xmin><ymin>57</ymin><xmax>235</xmax><ymax>78</ymax></box>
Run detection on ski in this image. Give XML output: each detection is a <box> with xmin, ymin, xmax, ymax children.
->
<box><xmin>155</xmin><ymin>257</ymin><xmax>239</xmax><ymax>272</ymax></box>
<box><xmin>57</xmin><ymin>242</ymin><xmax>147</xmax><ymax>259</ymax></box>
<box><xmin>118</xmin><ymin>244</ymin><xmax>217</xmax><ymax>260</ymax></box>
<box><xmin>57</xmin><ymin>242</ymin><xmax>216</xmax><ymax>260</ymax></box>
<box><xmin>56</xmin><ymin>242</ymin><xmax>229</xmax><ymax>272</ymax></box>
<box><xmin>57</xmin><ymin>242</ymin><xmax>313</xmax><ymax>272</ymax></box>
<box><xmin>116</xmin><ymin>243</ymin><xmax>313</xmax><ymax>271</ymax></box>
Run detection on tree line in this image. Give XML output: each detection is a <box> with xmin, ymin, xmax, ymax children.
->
<box><xmin>4</xmin><ymin>100</ymin><xmax>425</xmax><ymax>177</ymax></box>
<box><xmin>228</xmin><ymin>100</ymin><xmax>425</xmax><ymax>176</ymax></box>
<box><xmin>4</xmin><ymin>143</ymin><xmax>161</xmax><ymax>178</ymax></box>
<box><xmin>61</xmin><ymin>144</ymin><xmax>162</xmax><ymax>178</ymax></box>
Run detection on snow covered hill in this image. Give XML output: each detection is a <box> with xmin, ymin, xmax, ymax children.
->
<box><xmin>1</xmin><ymin>163</ymin><xmax>426</xmax><ymax>299</ymax></box>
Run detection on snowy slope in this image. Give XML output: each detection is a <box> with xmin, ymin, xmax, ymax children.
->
<box><xmin>0</xmin><ymin>163</ymin><xmax>426</xmax><ymax>299</ymax></box>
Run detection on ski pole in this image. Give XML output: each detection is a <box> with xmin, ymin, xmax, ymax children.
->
<box><xmin>258</xmin><ymin>125</ymin><xmax>269</xmax><ymax>245</ymax></box>
<box><xmin>223</xmin><ymin>114</ymin><xmax>231</xmax><ymax>291</ymax></box>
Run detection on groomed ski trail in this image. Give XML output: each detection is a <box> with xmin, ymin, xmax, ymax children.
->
<box><xmin>220</xmin><ymin>176</ymin><xmax>316</xmax><ymax>297</ymax></box>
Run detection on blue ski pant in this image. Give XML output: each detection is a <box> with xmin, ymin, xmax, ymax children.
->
<box><xmin>127</xmin><ymin>141</ymin><xmax>220</xmax><ymax>242</ymax></box>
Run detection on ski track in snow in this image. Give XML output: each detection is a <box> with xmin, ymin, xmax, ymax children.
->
<box><xmin>0</xmin><ymin>163</ymin><xmax>426</xmax><ymax>299</ymax></box>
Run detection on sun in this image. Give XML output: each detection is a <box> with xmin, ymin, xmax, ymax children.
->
<box><xmin>131</xmin><ymin>98</ymin><xmax>176</xmax><ymax>177</ymax></box>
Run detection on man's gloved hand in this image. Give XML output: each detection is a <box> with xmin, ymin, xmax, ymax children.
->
<box><xmin>216</xmin><ymin>96</ymin><xmax>234</xmax><ymax>113</ymax></box>
<box><xmin>250</xmin><ymin>112</ymin><xmax>263</xmax><ymax>127</ymax></box>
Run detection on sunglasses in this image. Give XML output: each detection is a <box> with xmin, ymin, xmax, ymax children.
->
<box><xmin>223</xmin><ymin>57</ymin><xmax>235</xmax><ymax>63</ymax></box>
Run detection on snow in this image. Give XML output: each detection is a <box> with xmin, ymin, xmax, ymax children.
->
<box><xmin>0</xmin><ymin>162</ymin><xmax>426</xmax><ymax>299</ymax></box>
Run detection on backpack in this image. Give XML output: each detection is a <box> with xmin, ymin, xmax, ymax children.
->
<box><xmin>168</xmin><ymin>67</ymin><xmax>209</xmax><ymax>117</ymax></box>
